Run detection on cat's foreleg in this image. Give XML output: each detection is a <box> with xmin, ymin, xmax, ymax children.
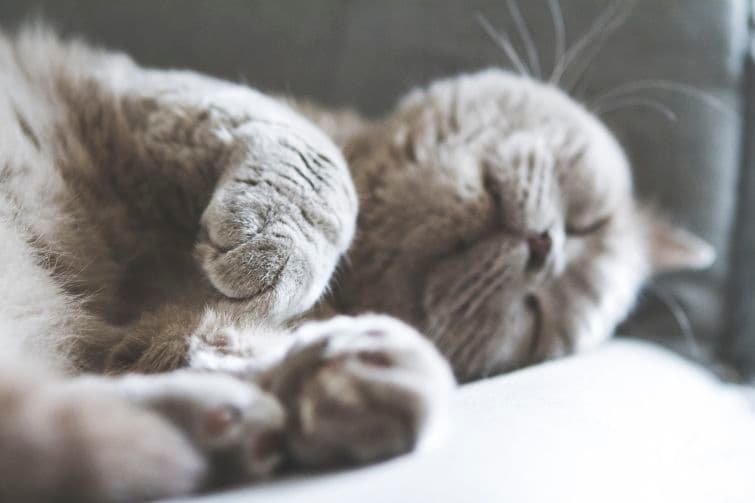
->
<box><xmin>52</xmin><ymin>311</ymin><xmax>455</xmax><ymax>491</ymax></box>
<box><xmin>60</xmin><ymin>53</ymin><xmax>358</xmax><ymax>372</ymax></box>
<box><xmin>194</xmin><ymin>118</ymin><xmax>357</xmax><ymax>322</ymax></box>
<box><xmin>65</xmin><ymin>54</ymin><xmax>358</xmax><ymax>323</ymax></box>
<box><xmin>188</xmin><ymin>314</ymin><xmax>455</xmax><ymax>468</ymax></box>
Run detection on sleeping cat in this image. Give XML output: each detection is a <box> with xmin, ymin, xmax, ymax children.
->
<box><xmin>0</xmin><ymin>25</ymin><xmax>713</xmax><ymax>501</ymax></box>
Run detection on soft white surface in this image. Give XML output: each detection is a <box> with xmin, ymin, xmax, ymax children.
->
<box><xmin>175</xmin><ymin>340</ymin><xmax>755</xmax><ymax>503</ymax></box>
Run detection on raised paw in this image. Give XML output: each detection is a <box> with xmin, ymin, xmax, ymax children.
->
<box><xmin>195</xmin><ymin>132</ymin><xmax>357</xmax><ymax>324</ymax></box>
<box><xmin>102</xmin><ymin>371</ymin><xmax>287</xmax><ymax>481</ymax></box>
<box><xmin>262</xmin><ymin>315</ymin><xmax>455</xmax><ymax>467</ymax></box>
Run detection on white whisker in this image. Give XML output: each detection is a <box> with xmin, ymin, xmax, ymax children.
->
<box><xmin>551</xmin><ymin>0</ymin><xmax>632</xmax><ymax>85</ymax></box>
<box><xmin>590</xmin><ymin>79</ymin><xmax>734</xmax><ymax>118</ymax></box>
<box><xmin>646</xmin><ymin>283</ymin><xmax>705</xmax><ymax>362</ymax></box>
<box><xmin>476</xmin><ymin>12</ymin><xmax>530</xmax><ymax>77</ymax></box>
<box><xmin>593</xmin><ymin>96</ymin><xmax>678</xmax><ymax>122</ymax></box>
<box><xmin>562</xmin><ymin>4</ymin><xmax>633</xmax><ymax>94</ymax></box>
<box><xmin>505</xmin><ymin>0</ymin><xmax>541</xmax><ymax>79</ymax></box>
<box><xmin>547</xmin><ymin>0</ymin><xmax>566</xmax><ymax>83</ymax></box>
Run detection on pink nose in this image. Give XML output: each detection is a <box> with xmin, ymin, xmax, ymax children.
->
<box><xmin>527</xmin><ymin>232</ymin><xmax>552</xmax><ymax>269</ymax></box>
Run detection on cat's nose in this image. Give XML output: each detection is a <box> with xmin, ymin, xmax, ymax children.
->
<box><xmin>526</xmin><ymin>231</ymin><xmax>552</xmax><ymax>270</ymax></box>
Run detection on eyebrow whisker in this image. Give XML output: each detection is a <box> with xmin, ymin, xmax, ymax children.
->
<box><xmin>476</xmin><ymin>11</ymin><xmax>531</xmax><ymax>77</ymax></box>
<box><xmin>547</xmin><ymin>0</ymin><xmax>567</xmax><ymax>85</ymax></box>
<box><xmin>551</xmin><ymin>0</ymin><xmax>633</xmax><ymax>85</ymax></box>
<box><xmin>505</xmin><ymin>0</ymin><xmax>542</xmax><ymax>79</ymax></box>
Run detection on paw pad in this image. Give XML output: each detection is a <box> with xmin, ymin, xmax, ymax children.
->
<box><xmin>204</xmin><ymin>405</ymin><xmax>242</xmax><ymax>437</ymax></box>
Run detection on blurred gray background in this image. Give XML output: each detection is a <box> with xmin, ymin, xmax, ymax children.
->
<box><xmin>1</xmin><ymin>0</ymin><xmax>752</xmax><ymax>375</ymax></box>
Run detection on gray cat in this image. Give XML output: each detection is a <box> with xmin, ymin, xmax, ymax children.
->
<box><xmin>0</xmin><ymin>25</ymin><xmax>712</xmax><ymax>501</ymax></box>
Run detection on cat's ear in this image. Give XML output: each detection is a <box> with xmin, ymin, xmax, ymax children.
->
<box><xmin>646</xmin><ymin>218</ymin><xmax>716</xmax><ymax>273</ymax></box>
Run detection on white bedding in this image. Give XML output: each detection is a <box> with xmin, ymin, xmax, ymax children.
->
<box><xmin>176</xmin><ymin>339</ymin><xmax>755</xmax><ymax>503</ymax></box>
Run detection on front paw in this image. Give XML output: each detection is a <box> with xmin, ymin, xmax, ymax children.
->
<box><xmin>263</xmin><ymin>315</ymin><xmax>455</xmax><ymax>466</ymax></box>
<box><xmin>117</xmin><ymin>371</ymin><xmax>287</xmax><ymax>481</ymax></box>
<box><xmin>34</xmin><ymin>387</ymin><xmax>207</xmax><ymax>502</ymax></box>
<box><xmin>196</xmin><ymin>147</ymin><xmax>356</xmax><ymax>323</ymax></box>
<box><xmin>196</xmin><ymin>226</ymin><xmax>311</xmax><ymax>321</ymax></box>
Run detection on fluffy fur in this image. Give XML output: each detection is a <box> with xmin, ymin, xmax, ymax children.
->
<box><xmin>0</xmin><ymin>26</ymin><xmax>712</xmax><ymax>500</ymax></box>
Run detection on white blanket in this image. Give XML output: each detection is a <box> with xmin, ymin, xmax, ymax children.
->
<box><xmin>179</xmin><ymin>339</ymin><xmax>755</xmax><ymax>503</ymax></box>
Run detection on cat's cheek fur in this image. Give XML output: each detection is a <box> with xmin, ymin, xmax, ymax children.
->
<box><xmin>419</xmin><ymin>236</ymin><xmax>534</xmax><ymax>380</ymax></box>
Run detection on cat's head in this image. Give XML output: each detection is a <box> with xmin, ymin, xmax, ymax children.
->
<box><xmin>334</xmin><ymin>69</ymin><xmax>714</xmax><ymax>381</ymax></box>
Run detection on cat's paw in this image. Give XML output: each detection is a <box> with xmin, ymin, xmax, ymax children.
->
<box><xmin>263</xmin><ymin>315</ymin><xmax>455</xmax><ymax>467</ymax></box>
<box><xmin>196</xmin><ymin>138</ymin><xmax>356</xmax><ymax>323</ymax></box>
<box><xmin>107</xmin><ymin>371</ymin><xmax>287</xmax><ymax>481</ymax></box>
<box><xmin>10</xmin><ymin>383</ymin><xmax>208</xmax><ymax>502</ymax></box>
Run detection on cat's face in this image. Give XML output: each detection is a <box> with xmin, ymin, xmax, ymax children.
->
<box><xmin>336</xmin><ymin>69</ymin><xmax>712</xmax><ymax>381</ymax></box>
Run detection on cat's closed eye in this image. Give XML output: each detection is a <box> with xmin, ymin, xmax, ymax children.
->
<box><xmin>565</xmin><ymin>215</ymin><xmax>611</xmax><ymax>237</ymax></box>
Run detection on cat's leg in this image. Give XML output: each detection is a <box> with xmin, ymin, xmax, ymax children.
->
<box><xmin>73</xmin><ymin>313</ymin><xmax>455</xmax><ymax>482</ymax></box>
<box><xmin>50</xmin><ymin>44</ymin><xmax>358</xmax><ymax>324</ymax></box>
<box><xmin>0</xmin><ymin>361</ymin><xmax>206</xmax><ymax>502</ymax></box>
<box><xmin>36</xmin><ymin>40</ymin><xmax>359</xmax><ymax>371</ymax></box>
<box><xmin>0</xmin><ymin>363</ymin><xmax>294</xmax><ymax>500</ymax></box>
<box><xmin>38</xmin><ymin>306</ymin><xmax>452</xmax><ymax>481</ymax></box>
<box><xmin>194</xmin><ymin>120</ymin><xmax>357</xmax><ymax>323</ymax></box>
<box><xmin>63</xmin><ymin>370</ymin><xmax>287</xmax><ymax>482</ymax></box>
<box><xmin>188</xmin><ymin>314</ymin><xmax>456</xmax><ymax>467</ymax></box>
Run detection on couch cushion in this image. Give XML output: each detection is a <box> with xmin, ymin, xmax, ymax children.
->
<box><xmin>725</xmin><ymin>34</ymin><xmax>755</xmax><ymax>377</ymax></box>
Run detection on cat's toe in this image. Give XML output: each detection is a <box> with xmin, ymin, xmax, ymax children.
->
<box><xmin>264</xmin><ymin>315</ymin><xmax>455</xmax><ymax>467</ymax></box>
<box><xmin>196</xmin><ymin>233</ymin><xmax>312</xmax><ymax>321</ymax></box>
